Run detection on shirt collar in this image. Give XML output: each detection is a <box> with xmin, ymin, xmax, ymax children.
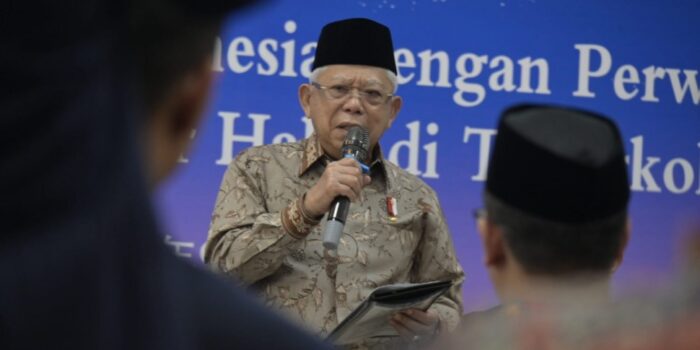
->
<box><xmin>299</xmin><ymin>133</ymin><xmax>388</xmax><ymax>179</ymax></box>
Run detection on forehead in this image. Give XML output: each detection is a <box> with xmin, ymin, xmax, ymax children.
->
<box><xmin>317</xmin><ymin>65</ymin><xmax>391</xmax><ymax>87</ymax></box>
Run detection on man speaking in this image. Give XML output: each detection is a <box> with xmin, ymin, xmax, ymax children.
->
<box><xmin>205</xmin><ymin>18</ymin><xmax>464</xmax><ymax>348</ymax></box>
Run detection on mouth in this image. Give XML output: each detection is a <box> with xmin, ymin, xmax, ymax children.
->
<box><xmin>335</xmin><ymin>122</ymin><xmax>363</xmax><ymax>131</ymax></box>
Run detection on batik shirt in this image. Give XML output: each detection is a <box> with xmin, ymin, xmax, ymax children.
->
<box><xmin>205</xmin><ymin>134</ymin><xmax>464</xmax><ymax>346</ymax></box>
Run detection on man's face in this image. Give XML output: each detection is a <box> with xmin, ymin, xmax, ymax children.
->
<box><xmin>299</xmin><ymin>65</ymin><xmax>402</xmax><ymax>160</ymax></box>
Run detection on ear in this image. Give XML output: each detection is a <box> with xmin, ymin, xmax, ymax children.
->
<box><xmin>148</xmin><ymin>57</ymin><xmax>213</xmax><ymax>186</ymax></box>
<box><xmin>298</xmin><ymin>83</ymin><xmax>313</xmax><ymax>118</ymax></box>
<box><xmin>168</xmin><ymin>57</ymin><xmax>214</xmax><ymax>139</ymax></box>
<box><xmin>611</xmin><ymin>217</ymin><xmax>631</xmax><ymax>272</ymax></box>
<box><xmin>386</xmin><ymin>95</ymin><xmax>402</xmax><ymax>128</ymax></box>
<box><xmin>477</xmin><ymin>219</ymin><xmax>507</xmax><ymax>268</ymax></box>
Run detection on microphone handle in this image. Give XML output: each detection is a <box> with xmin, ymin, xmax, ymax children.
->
<box><xmin>322</xmin><ymin>196</ymin><xmax>350</xmax><ymax>249</ymax></box>
<box><xmin>327</xmin><ymin>196</ymin><xmax>350</xmax><ymax>222</ymax></box>
<box><xmin>322</xmin><ymin>148</ymin><xmax>367</xmax><ymax>250</ymax></box>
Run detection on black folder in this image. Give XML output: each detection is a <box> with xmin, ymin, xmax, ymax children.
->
<box><xmin>327</xmin><ymin>280</ymin><xmax>453</xmax><ymax>345</ymax></box>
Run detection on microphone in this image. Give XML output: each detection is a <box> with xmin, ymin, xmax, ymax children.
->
<box><xmin>322</xmin><ymin>126</ymin><xmax>369</xmax><ymax>250</ymax></box>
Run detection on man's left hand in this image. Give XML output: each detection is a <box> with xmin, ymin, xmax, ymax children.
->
<box><xmin>389</xmin><ymin>308</ymin><xmax>439</xmax><ymax>341</ymax></box>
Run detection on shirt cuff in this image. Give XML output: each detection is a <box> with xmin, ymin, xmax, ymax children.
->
<box><xmin>281</xmin><ymin>193</ymin><xmax>322</xmax><ymax>239</ymax></box>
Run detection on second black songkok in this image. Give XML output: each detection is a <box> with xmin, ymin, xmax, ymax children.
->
<box><xmin>312</xmin><ymin>18</ymin><xmax>397</xmax><ymax>74</ymax></box>
<box><xmin>486</xmin><ymin>104</ymin><xmax>630</xmax><ymax>223</ymax></box>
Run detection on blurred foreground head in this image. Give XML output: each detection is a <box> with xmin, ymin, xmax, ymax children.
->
<box><xmin>1</xmin><ymin>0</ymin><xmax>258</xmax><ymax>234</ymax></box>
<box><xmin>1</xmin><ymin>1</ymin><xmax>329</xmax><ymax>349</ymax></box>
<box><xmin>478</xmin><ymin>104</ymin><xmax>631</xmax><ymax>301</ymax></box>
<box><xmin>131</xmin><ymin>0</ymin><xmax>258</xmax><ymax>186</ymax></box>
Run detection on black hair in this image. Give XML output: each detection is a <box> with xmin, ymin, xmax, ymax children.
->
<box><xmin>485</xmin><ymin>191</ymin><xmax>627</xmax><ymax>276</ymax></box>
<box><xmin>128</xmin><ymin>0</ymin><xmax>225</xmax><ymax>111</ymax></box>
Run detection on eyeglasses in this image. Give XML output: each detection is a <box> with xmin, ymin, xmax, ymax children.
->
<box><xmin>311</xmin><ymin>82</ymin><xmax>394</xmax><ymax>106</ymax></box>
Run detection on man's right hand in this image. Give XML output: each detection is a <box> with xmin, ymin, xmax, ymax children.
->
<box><xmin>303</xmin><ymin>157</ymin><xmax>371</xmax><ymax>218</ymax></box>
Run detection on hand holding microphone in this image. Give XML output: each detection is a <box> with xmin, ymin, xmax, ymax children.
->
<box><xmin>302</xmin><ymin>127</ymin><xmax>370</xmax><ymax>249</ymax></box>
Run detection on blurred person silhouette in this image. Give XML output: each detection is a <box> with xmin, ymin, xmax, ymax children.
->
<box><xmin>473</xmin><ymin>104</ymin><xmax>631</xmax><ymax>311</ymax></box>
<box><xmin>0</xmin><ymin>0</ymin><xmax>329</xmax><ymax>349</ymax></box>
<box><xmin>435</xmin><ymin>104</ymin><xmax>631</xmax><ymax>349</ymax></box>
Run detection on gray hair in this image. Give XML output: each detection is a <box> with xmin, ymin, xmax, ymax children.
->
<box><xmin>309</xmin><ymin>66</ymin><xmax>399</xmax><ymax>94</ymax></box>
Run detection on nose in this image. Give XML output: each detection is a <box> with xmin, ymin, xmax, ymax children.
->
<box><xmin>341</xmin><ymin>89</ymin><xmax>365</xmax><ymax>115</ymax></box>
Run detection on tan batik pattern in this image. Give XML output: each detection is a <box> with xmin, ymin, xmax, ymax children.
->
<box><xmin>205</xmin><ymin>134</ymin><xmax>465</xmax><ymax>348</ymax></box>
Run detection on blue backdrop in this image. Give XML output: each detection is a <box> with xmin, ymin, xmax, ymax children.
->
<box><xmin>155</xmin><ymin>0</ymin><xmax>700</xmax><ymax>312</ymax></box>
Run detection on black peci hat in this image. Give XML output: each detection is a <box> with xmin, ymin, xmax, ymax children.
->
<box><xmin>312</xmin><ymin>18</ymin><xmax>397</xmax><ymax>74</ymax></box>
<box><xmin>486</xmin><ymin>104</ymin><xmax>630</xmax><ymax>223</ymax></box>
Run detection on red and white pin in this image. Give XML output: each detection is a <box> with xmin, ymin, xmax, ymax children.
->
<box><xmin>386</xmin><ymin>196</ymin><xmax>398</xmax><ymax>221</ymax></box>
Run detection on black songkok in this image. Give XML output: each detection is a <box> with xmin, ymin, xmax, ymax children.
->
<box><xmin>486</xmin><ymin>104</ymin><xmax>630</xmax><ymax>223</ymax></box>
<box><xmin>312</xmin><ymin>18</ymin><xmax>397</xmax><ymax>74</ymax></box>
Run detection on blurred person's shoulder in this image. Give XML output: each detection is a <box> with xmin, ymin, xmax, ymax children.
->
<box><xmin>433</xmin><ymin>306</ymin><xmax>514</xmax><ymax>350</ymax></box>
<box><xmin>161</xmin><ymin>248</ymin><xmax>328</xmax><ymax>349</ymax></box>
<box><xmin>460</xmin><ymin>304</ymin><xmax>512</xmax><ymax>336</ymax></box>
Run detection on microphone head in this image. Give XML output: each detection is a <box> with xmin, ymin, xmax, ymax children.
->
<box><xmin>341</xmin><ymin>126</ymin><xmax>369</xmax><ymax>163</ymax></box>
